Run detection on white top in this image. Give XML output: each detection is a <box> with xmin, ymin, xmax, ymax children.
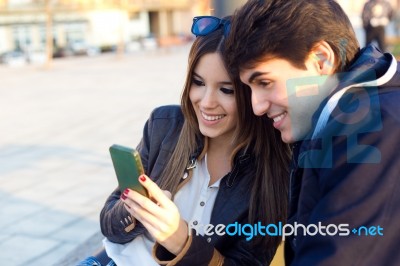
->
<box><xmin>104</xmin><ymin>154</ymin><xmax>221</xmax><ymax>265</ymax></box>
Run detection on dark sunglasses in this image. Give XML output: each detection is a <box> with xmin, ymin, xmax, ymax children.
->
<box><xmin>191</xmin><ymin>16</ymin><xmax>230</xmax><ymax>37</ymax></box>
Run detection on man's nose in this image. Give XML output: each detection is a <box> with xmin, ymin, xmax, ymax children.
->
<box><xmin>251</xmin><ymin>91</ymin><xmax>270</xmax><ymax>116</ymax></box>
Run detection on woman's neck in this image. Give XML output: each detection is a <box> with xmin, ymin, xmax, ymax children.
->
<box><xmin>206</xmin><ymin>137</ymin><xmax>235</xmax><ymax>185</ymax></box>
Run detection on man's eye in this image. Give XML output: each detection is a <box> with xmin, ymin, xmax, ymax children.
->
<box><xmin>193</xmin><ymin>79</ymin><xmax>205</xmax><ymax>86</ymax></box>
<box><xmin>258</xmin><ymin>80</ymin><xmax>271</xmax><ymax>88</ymax></box>
<box><xmin>220</xmin><ymin>88</ymin><xmax>234</xmax><ymax>94</ymax></box>
<box><xmin>250</xmin><ymin>78</ymin><xmax>271</xmax><ymax>89</ymax></box>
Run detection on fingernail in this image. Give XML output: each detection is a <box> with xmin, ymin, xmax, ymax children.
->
<box><xmin>121</xmin><ymin>194</ymin><xmax>127</xmax><ymax>200</ymax></box>
<box><xmin>123</xmin><ymin>189</ymin><xmax>129</xmax><ymax>195</ymax></box>
<box><xmin>139</xmin><ymin>175</ymin><xmax>146</xmax><ymax>182</ymax></box>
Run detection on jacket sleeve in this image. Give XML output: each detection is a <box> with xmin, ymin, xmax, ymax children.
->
<box><xmin>152</xmin><ymin>219</ymin><xmax>273</xmax><ymax>265</ymax></box>
<box><xmin>100</xmin><ymin>105</ymin><xmax>184</xmax><ymax>244</ymax></box>
<box><xmin>387</xmin><ymin>2</ymin><xmax>394</xmax><ymax>21</ymax></box>
<box><xmin>292</xmin><ymin>91</ymin><xmax>400</xmax><ymax>265</ymax></box>
<box><xmin>100</xmin><ymin>187</ymin><xmax>147</xmax><ymax>243</ymax></box>
<box><xmin>361</xmin><ymin>2</ymin><xmax>371</xmax><ymax>28</ymax></box>
<box><xmin>99</xmin><ymin>109</ymin><xmax>156</xmax><ymax>243</ymax></box>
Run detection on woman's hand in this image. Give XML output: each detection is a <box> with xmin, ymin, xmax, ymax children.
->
<box><xmin>120</xmin><ymin>175</ymin><xmax>189</xmax><ymax>255</ymax></box>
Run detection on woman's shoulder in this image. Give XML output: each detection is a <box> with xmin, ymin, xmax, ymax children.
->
<box><xmin>150</xmin><ymin>105</ymin><xmax>184</xmax><ymax>121</ymax></box>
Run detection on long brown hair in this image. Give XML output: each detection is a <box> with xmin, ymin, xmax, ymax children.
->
<box><xmin>158</xmin><ymin>27</ymin><xmax>234</xmax><ymax>194</ymax></box>
<box><xmin>159</xmin><ymin>21</ymin><xmax>291</xmax><ymax>251</ymax></box>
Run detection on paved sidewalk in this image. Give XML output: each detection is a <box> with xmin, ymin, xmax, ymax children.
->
<box><xmin>0</xmin><ymin>45</ymin><xmax>190</xmax><ymax>265</ymax></box>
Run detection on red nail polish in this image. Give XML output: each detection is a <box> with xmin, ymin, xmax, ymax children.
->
<box><xmin>121</xmin><ymin>194</ymin><xmax>127</xmax><ymax>200</ymax></box>
<box><xmin>123</xmin><ymin>189</ymin><xmax>129</xmax><ymax>195</ymax></box>
<box><xmin>139</xmin><ymin>175</ymin><xmax>146</xmax><ymax>182</ymax></box>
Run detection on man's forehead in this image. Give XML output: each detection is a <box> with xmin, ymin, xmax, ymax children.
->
<box><xmin>239</xmin><ymin>61</ymin><xmax>269</xmax><ymax>78</ymax></box>
<box><xmin>239</xmin><ymin>68</ymin><xmax>254</xmax><ymax>82</ymax></box>
<box><xmin>239</xmin><ymin>62</ymin><xmax>263</xmax><ymax>74</ymax></box>
<box><xmin>239</xmin><ymin>57</ymin><xmax>276</xmax><ymax>73</ymax></box>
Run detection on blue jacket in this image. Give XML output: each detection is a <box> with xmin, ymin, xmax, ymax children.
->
<box><xmin>100</xmin><ymin>105</ymin><xmax>275</xmax><ymax>265</ymax></box>
<box><xmin>285</xmin><ymin>45</ymin><xmax>400</xmax><ymax>265</ymax></box>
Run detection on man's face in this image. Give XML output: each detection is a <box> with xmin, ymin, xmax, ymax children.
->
<box><xmin>240</xmin><ymin>56</ymin><xmax>332</xmax><ymax>143</ymax></box>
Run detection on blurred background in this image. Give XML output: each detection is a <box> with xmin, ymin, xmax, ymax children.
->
<box><xmin>0</xmin><ymin>0</ymin><xmax>206</xmax><ymax>66</ymax></box>
<box><xmin>0</xmin><ymin>0</ymin><xmax>399</xmax><ymax>66</ymax></box>
<box><xmin>337</xmin><ymin>0</ymin><xmax>400</xmax><ymax>57</ymax></box>
<box><xmin>0</xmin><ymin>0</ymin><xmax>399</xmax><ymax>265</ymax></box>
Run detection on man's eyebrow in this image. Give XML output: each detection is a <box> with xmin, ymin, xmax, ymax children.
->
<box><xmin>248</xmin><ymin>71</ymin><xmax>268</xmax><ymax>83</ymax></box>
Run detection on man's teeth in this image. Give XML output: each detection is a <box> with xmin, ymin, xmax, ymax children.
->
<box><xmin>201</xmin><ymin>112</ymin><xmax>225</xmax><ymax>121</ymax></box>
<box><xmin>273</xmin><ymin>112</ymin><xmax>286</xmax><ymax>123</ymax></box>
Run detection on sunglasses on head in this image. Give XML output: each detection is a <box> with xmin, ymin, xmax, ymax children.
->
<box><xmin>191</xmin><ymin>16</ymin><xmax>231</xmax><ymax>37</ymax></box>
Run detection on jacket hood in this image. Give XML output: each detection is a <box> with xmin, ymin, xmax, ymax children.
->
<box><xmin>345</xmin><ymin>45</ymin><xmax>398</xmax><ymax>86</ymax></box>
<box><xmin>311</xmin><ymin>44</ymin><xmax>398</xmax><ymax>138</ymax></box>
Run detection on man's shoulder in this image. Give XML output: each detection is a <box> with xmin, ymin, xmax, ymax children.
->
<box><xmin>312</xmin><ymin>84</ymin><xmax>400</xmax><ymax>142</ymax></box>
<box><xmin>378</xmin><ymin>85</ymin><xmax>400</xmax><ymax>114</ymax></box>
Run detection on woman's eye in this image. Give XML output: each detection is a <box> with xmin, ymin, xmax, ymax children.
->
<box><xmin>192</xmin><ymin>79</ymin><xmax>205</xmax><ymax>86</ymax></box>
<box><xmin>220</xmin><ymin>87</ymin><xmax>234</xmax><ymax>94</ymax></box>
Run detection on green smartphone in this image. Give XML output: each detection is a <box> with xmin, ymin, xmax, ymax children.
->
<box><xmin>109</xmin><ymin>144</ymin><xmax>148</xmax><ymax>197</ymax></box>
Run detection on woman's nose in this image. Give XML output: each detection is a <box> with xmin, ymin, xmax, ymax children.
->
<box><xmin>200</xmin><ymin>88</ymin><xmax>217</xmax><ymax>108</ymax></box>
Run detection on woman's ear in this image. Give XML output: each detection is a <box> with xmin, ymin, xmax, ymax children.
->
<box><xmin>311</xmin><ymin>41</ymin><xmax>336</xmax><ymax>75</ymax></box>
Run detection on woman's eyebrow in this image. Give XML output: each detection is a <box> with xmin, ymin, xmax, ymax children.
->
<box><xmin>193</xmin><ymin>72</ymin><xmax>232</xmax><ymax>85</ymax></box>
<box><xmin>219</xmin><ymin>81</ymin><xmax>233</xmax><ymax>85</ymax></box>
<box><xmin>193</xmin><ymin>72</ymin><xmax>202</xmax><ymax>79</ymax></box>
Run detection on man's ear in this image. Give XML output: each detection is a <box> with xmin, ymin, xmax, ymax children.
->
<box><xmin>311</xmin><ymin>41</ymin><xmax>336</xmax><ymax>75</ymax></box>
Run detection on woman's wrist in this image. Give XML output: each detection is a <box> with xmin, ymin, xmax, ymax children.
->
<box><xmin>162</xmin><ymin>219</ymin><xmax>189</xmax><ymax>255</ymax></box>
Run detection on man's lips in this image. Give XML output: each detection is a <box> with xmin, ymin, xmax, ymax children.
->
<box><xmin>270</xmin><ymin>112</ymin><xmax>287</xmax><ymax>123</ymax></box>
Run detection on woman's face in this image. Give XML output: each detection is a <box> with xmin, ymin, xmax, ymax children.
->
<box><xmin>189</xmin><ymin>53</ymin><xmax>238</xmax><ymax>142</ymax></box>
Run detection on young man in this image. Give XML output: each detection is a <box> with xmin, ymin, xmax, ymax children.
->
<box><xmin>225</xmin><ymin>0</ymin><xmax>400</xmax><ymax>265</ymax></box>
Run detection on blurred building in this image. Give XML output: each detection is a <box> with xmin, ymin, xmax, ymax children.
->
<box><xmin>0</xmin><ymin>0</ymin><xmax>210</xmax><ymax>55</ymax></box>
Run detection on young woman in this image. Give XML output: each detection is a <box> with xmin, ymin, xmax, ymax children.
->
<box><xmin>80</xmin><ymin>16</ymin><xmax>290</xmax><ymax>266</ymax></box>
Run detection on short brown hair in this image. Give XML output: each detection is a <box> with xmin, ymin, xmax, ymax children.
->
<box><xmin>225</xmin><ymin>0</ymin><xmax>360</xmax><ymax>73</ymax></box>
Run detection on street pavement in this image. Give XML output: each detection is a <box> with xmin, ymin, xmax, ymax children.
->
<box><xmin>0</xmin><ymin>45</ymin><xmax>190</xmax><ymax>265</ymax></box>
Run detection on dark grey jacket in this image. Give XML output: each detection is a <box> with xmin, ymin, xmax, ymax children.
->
<box><xmin>100</xmin><ymin>105</ymin><xmax>274</xmax><ymax>265</ymax></box>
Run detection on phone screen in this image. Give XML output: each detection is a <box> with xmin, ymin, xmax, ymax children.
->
<box><xmin>109</xmin><ymin>144</ymin><xmax>148</xmax><ymax>197</ymax></box>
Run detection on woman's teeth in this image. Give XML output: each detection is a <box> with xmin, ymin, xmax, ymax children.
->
<box><xmin>201</xmin><ymin>112</ymin><xmax>225</xmax><ymax>121</ymax></box>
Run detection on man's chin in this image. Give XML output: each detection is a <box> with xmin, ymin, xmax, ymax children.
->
<box><xmin>280</xmin><ymin>132</ymin><xmax>295</xmax><ymax>144</ymax></box>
